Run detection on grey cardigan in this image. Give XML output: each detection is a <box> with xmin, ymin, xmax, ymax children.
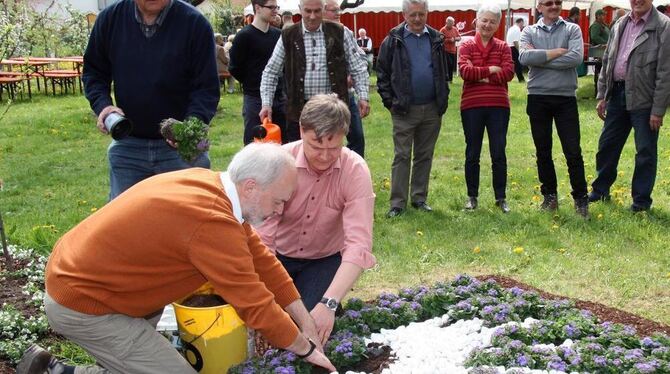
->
<box><xmin>519</xmin><ymin>17</ymin><xmax>584</xmax><ymax>97</ymax></box>
<box><xmin>596</xmin><ymin>8</ymin><xmax>670</xmax><ymax>117</ymax></box>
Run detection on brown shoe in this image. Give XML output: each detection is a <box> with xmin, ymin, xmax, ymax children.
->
<box><xmin>574</xmin><ymin>197</ymin><xmax>589</xmax><ymax>218</ymax></box>
<box><xmin>540</xmin><ymin>194</ymin><xmax>558</xmax><ymax>211</ymax></box>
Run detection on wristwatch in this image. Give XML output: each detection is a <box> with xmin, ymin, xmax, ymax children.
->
<box><xmin>320</xmin><ymin>297</ymin><xmax>339</xmax><ymax>312</ymax></box>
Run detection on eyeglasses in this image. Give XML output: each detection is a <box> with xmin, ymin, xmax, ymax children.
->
<box><xmin>325</xmin><ymin>7</ymin><xmax>341</xmax><ymax>14</ymax></box>
<box><xmin>259</xmin><ymin>4</ymin><xmax>280</xmax><ymax>10</ymax></box>
<box><xmin>540</xmin><ymin>0</ymin><xmax>562</xmax><ymax>6</ymax></box>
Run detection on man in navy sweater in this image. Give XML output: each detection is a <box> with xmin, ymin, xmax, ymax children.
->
<box><xmin>83</xmin><ymin>0</ymin><xmax>220</xmax><ymax>200</ymax></box>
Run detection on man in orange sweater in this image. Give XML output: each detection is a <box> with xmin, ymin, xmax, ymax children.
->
<box><xmin>17</xmin><ymin>143</ymin><xmax>335</xmax><ymax>373</ymax></box>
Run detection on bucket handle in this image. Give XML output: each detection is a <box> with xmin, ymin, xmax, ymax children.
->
<box><xmin>183</xmin><ymin>312</ymin><xmax>221</xmax><ymax>345</ymax></box>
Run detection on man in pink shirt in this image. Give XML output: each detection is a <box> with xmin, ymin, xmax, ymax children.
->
<box><xmin>590</xmin><ymin>0</ymin><xmax>670</xmax><ymax>212</ymax></box>
<box><xmin>255</xmin><ymin>94</ymin><xmax>376</xmax><ymax>344</ymax></box>
<box><xmin>439</xmin><ymin>16</ymin><xmax>461</xmax><ymax>82</ymax></box>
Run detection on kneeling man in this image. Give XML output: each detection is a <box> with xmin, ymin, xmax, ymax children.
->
<box><xmin>256</xmin><ymin>94</ymin><xmax>376</xmax><ymax>344</ymax></box>
<box><xmin>17</xmin><ymin>143</ymin><xmax>334</xmax><ymax>374</ymax></box>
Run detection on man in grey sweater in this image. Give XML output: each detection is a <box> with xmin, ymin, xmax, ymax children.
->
<box><xmin>519</xmin><ymin>0</ymin><xmax>589</xmax><ymax>218</ymax></box>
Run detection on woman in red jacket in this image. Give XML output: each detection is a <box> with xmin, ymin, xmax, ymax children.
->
<box><xmin>458</xmin><ymin>3</ymin><xmax>515</xmax><ymax>213</ymax></box>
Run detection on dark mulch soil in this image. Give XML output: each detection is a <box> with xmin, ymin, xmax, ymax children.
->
<box><xmin>476</xmin><ymin>275</ymin><xmax>670</xmax><ymax>337</ymax></box>
<box><xmin>0</xmin><ymin>257</ymin><xmax>42</xmax><ymax>319</ymax></box>
<box><xmin>180</xmin><ymin>294</ymin><xmax>227</xmax><ymax>308</ymax></box>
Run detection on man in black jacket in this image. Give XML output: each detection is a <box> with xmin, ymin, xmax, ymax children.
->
<box><xmin>376</xmin><ymin>0</ymin><xmax>449</xmax><ymax>218</ymax></box>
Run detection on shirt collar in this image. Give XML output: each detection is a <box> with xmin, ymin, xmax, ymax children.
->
<box><xmin>628</xmin><ymin>7</ymin><xmax>653</xmax><ymax>24</ymax></box>
<box><xmin>220</xmin><ymin>172</ymin><xmax>244</xmax><ymax>224</ymax></box>
<box><xmin>403</xmin><ymin>24</ymin><xmax>429</xmax><ymax>38</ymax></box>
<box><xmin>537</xmin><ymin>16</ymin><xmax>564</xmax><ymax>30</ymax></box>
<box><xmin>295</xmin><ymin>141</ymin><xmax>342</xmax><ymax>175</ymax></box>
<box><xmin>134</xmin><ymin>0</ymin><xmax>174</xmax><ymax>26</ymax></box>
<box><xmin>302</xmin><ymin>21</ymin><xmax>323</xmax><ymax>34</ymax></box>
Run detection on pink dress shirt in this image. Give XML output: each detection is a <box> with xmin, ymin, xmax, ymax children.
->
<box><xmin>255</xmin><ymin>141</ymin><xmax>376</xmax><ymax>270</ymax></box>
<box><xmin>613</xmin><ymin>8</ymin><xmax>652</xmax><ymax>81</ymax></box>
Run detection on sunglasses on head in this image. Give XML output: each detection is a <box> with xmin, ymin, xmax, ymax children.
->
<box><xmin>541</xmin><ymin>0</ymin><xmax>562</xmax><ymax>6</ymax></box>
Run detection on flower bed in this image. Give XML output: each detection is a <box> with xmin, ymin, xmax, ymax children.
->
<box><xmin>231</xmin><ymin>275</ymin><xmax>670</xmax><ymax>373</ymax></box>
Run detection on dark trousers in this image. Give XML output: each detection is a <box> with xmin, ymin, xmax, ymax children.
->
<box><xmin>347</xmin><ymin>94</ymin><xmax>365</xmax><ymax>157</ymax></box>
<box><xmin>461</xmin><ymin>107</ymin><xmax>510</xmax><ymax>200</ymax></box>
<box><xmin>592</xmin><ymin>84</ymin><xmax>658</xmax><ymax>208</ymax></box>
<box><xmin>527</xmin><ymin>95</ymin><xmax>587</xmax><ymax>199</ymax></box>
<box><xmin>276</xmin><ymin>253</ymin><xmax>342</xmax><ymax>310</ymax></box>
<box><xmin>446</xmin><ymin>52</ymin><xmax>456</xmax><ymax>82</ymax></box>
<box><xmin>242</xmin><ymin>94</ymin><xmax>287</xmax><ymax>144</ymax></box>
<box><xmin>511</xmin><ymin>46</ymin><xmax>524</xmax><ymax>82</ymax></box>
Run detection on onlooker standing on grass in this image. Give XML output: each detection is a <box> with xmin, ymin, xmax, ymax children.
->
<box><xmin>377</xmin><ymin>0</ymin><xmax>449</xmax><ymax>218</ymax></box>
<box><xmin>214</xmin><ymin>33</ymin><xmax>230</xmax><ymax>83</ymax></box>
<box><xmin>229</xmin><ymin>0</ymin><xmax>288</xmax><ymax>144</ymax></box>
<box><xmin>458</xmin><ymin>3</ymin><xmax>514</xmax><ymax>213</ymax></box>
<box><xmin>589</xmin><ymin>9</ymin><xmax>610</xmax><ymax>97</ymax></box>
<box><xmin>83</xmin><ymin>0</ymin><xmax>219</xmax><ymax>200</ymax></box>
<box><xmin>357</xmin><ymin>28</ymin><xmax>374</xmax><ymax>74</ymax></box>
<box><xmin>439</xmin><ymin>16</ymin><xmax>460</xmax><ymax>82</ymax></box>
<box><xmin>324</xmin><ymin>0</ymin><xmax>366</xmax><ymax>157</ymax></box>
<box><xmin>260</xmin><ymin>0</ymin><xmax>370</xmax><ymax>143</ymax></box>
<box><xmin>16</xmin><ymin>143</ymin><xmax>336</xmax><ymax>374</ymax></box>
<box><xmin>589</xmin><ymin>0</ymin><xmax>670</xmax><ymax>212</ymax></box>
<box><xmin>256</xmin><ymin>94</ymin><xmax>375</xmax><ymax>345</ymax></box>
<box><xmin>519</xmin><ymin>0</ymin><xmax>589</xmax><ymax>217</ymax></box>
<box><xmin>506</xmin><ymin>17</ymin><xmax>526</xmax><ymax>82</ymax></box>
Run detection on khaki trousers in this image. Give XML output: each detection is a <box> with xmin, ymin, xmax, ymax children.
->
<box><xmin>44</xmin><ymin>293</ymin><xmax>196</xmax><ymax>374</ymax></box>
<box><xmin>390</xmin><ymin>102</ymin><xmax>443</xmax><ymax>208</ymax></box>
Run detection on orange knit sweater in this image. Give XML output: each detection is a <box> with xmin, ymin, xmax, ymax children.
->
<box><xmin>45</xmin><ymin>168</ymin><xmax>300</xmax><ymax>348</ymax></box>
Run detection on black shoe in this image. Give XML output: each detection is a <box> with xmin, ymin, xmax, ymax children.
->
<box><xmin>411</xmin><ymin>202</ymin><xmax>433</xmax><ymax>212</ymax></box>
<box><xmin>574</xmin><ymin>197</ymin><xmax>590</xmax><ymax>218</ymax></box>
<box><xmin>495</xmin><ymin>199</ymin><xmax>510</xmax><ymax>213</ymax></box>
<box><xmin>387</xmin><ymin>207</ymin><xmax>404</xmax><ymax>218</ymax></box>
<box><xmin>588</xmin><ymin>192</ymin><xmax>611</xmax><ymax>203</ymax></box>
<box><xmin>16</xmin><ymin>344</ymin><xmax>52</xmax><ymax>374</ymax></box>
<box><xmin>630</xmin><ymin>204</ymin><xmax>650</xmax><ymax>213</ymax></box>
<box><xmin>464</xmin><ymin>196</ymin><xmax>477</xmax><ymax>210</ymax></box>
<box><xmin>540</xmin><ymin>194</ymin><xmax>558</xmax><ymax>211</ymax></box>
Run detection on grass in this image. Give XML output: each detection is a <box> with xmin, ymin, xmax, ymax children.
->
<box><xmin>1</xmin><ymin>76</ymin><xmax>669</xmax><ymax>328</ymax></box>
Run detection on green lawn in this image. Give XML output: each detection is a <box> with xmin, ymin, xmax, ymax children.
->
<box><xmin>1</xmin><ymin>77</ymin><xmax>669</xmax><ymax>326</ymax></box>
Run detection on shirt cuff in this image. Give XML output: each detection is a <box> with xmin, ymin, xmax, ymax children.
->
<box><xmin>341</xmin><ymin>247</ymin><xmax>376</xmax><ymax>270</ymax></box>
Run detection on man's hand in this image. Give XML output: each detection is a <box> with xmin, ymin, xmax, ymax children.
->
<box><xmin>596</xmin><ymin>100</ymin><xmax>607</xmax><ymax>121</ymax></box>
<box><xmin>97</xmin><ymin>105</ymin><xmax>124</xmax><ymax>135</ymax></box>
<box><xmin>358</xmin><ymin>99</ymin><xmax>370</xmax><ymax>118</ymax></box>
<box><xmin>650</xmin><ymin>114</ymin><xmax>664</xmax><ymax>131</ymax></box>
<box><xmin>259</xmin><ymin>105</ymin><xmax>273</xmax><ymax>123</ymax></box>
<box><xmin>489</xmin><ymin>66</ymin><xmax>502</xmax><ymax>74</ymax></box>
<box><xmin>546</xmin><ymin>48</ymin><xmax>568</xmax><ymax>61</ymax></box>
<box><xmin>285</xmin><ymin>334</ymin><xmax>335</xmax><ymax>371</ymax></box>
<box><xmin>310</xmin><ymin>302</ymin><xmax>336</xmax><ymax>345</ymax></box>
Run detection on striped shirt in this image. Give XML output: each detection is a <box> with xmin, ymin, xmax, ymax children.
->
<box><xmin>260</xmin><ymin>21</ymin><xmax>369</xmax><ymax>107</ymax></box>
<box><xmin>458</xmin><ymin>34</ymin><xmax>515</xmax><ymax>110</ymax></box>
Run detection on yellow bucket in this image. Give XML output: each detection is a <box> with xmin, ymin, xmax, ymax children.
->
<box><xmin>173</xmin><ymin>284</ymin><xmax>248</xmax><ymax>373</ymax></box>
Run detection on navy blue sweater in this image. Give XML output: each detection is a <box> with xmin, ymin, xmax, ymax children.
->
<box><xmin>83</xmin><ymin>0</ymin><xmax>219</xmax><ymax>139</ymax></box>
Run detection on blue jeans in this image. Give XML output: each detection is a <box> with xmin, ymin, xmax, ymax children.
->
<box><xmin>527</xmin><ymin>95</ymin><xmax>587</xmax><ymax>199</ymax></box>
<box><xmin>461</xmin><ymin>107</ymin><xmax>509</xmax><ymax>200</ymax></box>
<box><xmin>347</xmin><ymin>95</ymin><xmax>365</xmax><ymax>158</ymax></box>
<box><xmin>242</xmin><ymin>94</ymin><xmax>287</xmax><ymax>145</ymax></box>
<box><xmin>591</xmin><ymin>83</ymin><xmax>658</xmax><ymax>208</ymax></box>
<box><xmin>276</xmin><ymin>253</ymin><xmax>341</xmax><ymax>310</ymax></box>
<box><xmin>108</xmin><ymin>137</ymin><xmax>210</xmax><ymax>200</ymax></box>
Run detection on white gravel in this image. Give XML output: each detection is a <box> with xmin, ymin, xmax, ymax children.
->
<box><xmin>336</xmin><ymin>316</ymin><xmax>576</xmax><ymax>374</ymax></box>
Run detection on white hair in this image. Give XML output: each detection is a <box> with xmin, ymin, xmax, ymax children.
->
<box><xmin>402</xmin><ymin>0</ymin><xmax>429</xmax><ymax>13</ymax></box>
<box><xmin>358</xmin><ymin>28</ymin><xmax>366</xmax><ymax>34</ymax></box>
<box><xmin>477</xmin><ymin>3</ymin><xmax>502</xmax><ymax>21</ymax></box>
<box><xmin>300</xmin><ymin>0</ymin><xmax>325</xmax><ymax>7</ymax></box>
<box><xmin>446</xmin><ymin>16</ymin><xmax>455</xmax><ymax>22</ymax></box>
<box><xmin>227</xmin><ymin>143</ymin><xmax>296</xmax><ymax>188</ymax></box>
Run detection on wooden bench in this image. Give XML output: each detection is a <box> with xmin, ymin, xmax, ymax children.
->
<box><xmin>0</xmin><ymin>75</ymin><xmax>31</xmax><ymax>100</ymax></box>
<box><xmin>43</xmin><ymin>70</ymin><xmax>81</xmax><ymax>95</ymax></box>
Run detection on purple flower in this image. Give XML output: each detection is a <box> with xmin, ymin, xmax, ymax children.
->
<box><xmin>564</xmin><ymin>324</ymin><xmax>579</xmax><ymax>338</ymax></box>
<box><xmin>196</xmin><ymin>139</ymin><xmax>209</xmax><ymax>151</ymax></box>
<box><xmin>487</xmin><ymin>289</ymin><xmax>499</xmax><ymax>297</ymax></box>
<box><xmin>641</xmin><ymin>337</ymin><xmax>661</xmax><ymax>349</ymax></box>
<box><xmin>586</xmin><ymin>343</ymin><xmax>604</xmax><ymax>352</ymax></box>
<box><xmin>390</xmin><ymin>300</ymin><xmax>404</xmax><ymax>309</ymax></box>
<box><xmin>612</xmin><ymin>358</ymin><xmax>622</xmax><ymax>367</ymax></box>
<box><xmin>344</xmin><ymin>310</ymin><xmax>362</xmax><ymax>319</ymax></box>
<box><xmin>547</xmin><ymin>358</ymin><xmax>567</xmax><ymax>372</ymax></box>
<box><xmin>634</xmin><ymin>363</ymin><xmax>657</xmax><ymax>373</ymax></box>
<box><xmin>242</xmin><ymin>366</ymin><xmax>255</xmax><ymax>374</ymax></box>
<box><xmin>269</xmin><ymin>357</ymin><xmax>281</xmax><ymax>367</ymax></box>
<box><xmin>509</xmin><ymin>340</ymin><xmax>524</xmax><ymax>350</ymax></box>
<box><xmin>593</xmin><ymin>355</ymin><xmax>607</xmax><ymax>367</ymax></box>
<box><xmin>378</xmin><ymin>299</ymin><xmax>390</xmax><ymax>307</ymax></box>
<box><xmin>284</xmin><ymin>352</ymin><xmax>296</xmax><ymax>362</ymax></box>
<box><xmin>625</xmin><ymin>348</ymin><xmax>644</xmax><ymax>361</ymax></box>
<box><xmin>509</xmin><ymin>287</ymin><xmax>524</xmax><ymax>297</ymax></box>
<box><xmin>516</xmin><ymin>354</ymin><xmax>529</xmax><ymax>366</ymax></box>
<box><xmin>482</xmin><ymin>305</ymin><xmax>495</xmax><ymax>314</ymax></box>
<box><xmin>456</xmin><ymin>301</ymin><xmax>472</xmax><ymax>311</ymax></box>
<box><xmin>410</xmin><ymin>301</ymin><xmax>421</xmax><ymax>310</ymax></box>
<box><xmin>273</xmin><ymin>366</ymin><xmax>290</xmax><ymax>374</ymax></box>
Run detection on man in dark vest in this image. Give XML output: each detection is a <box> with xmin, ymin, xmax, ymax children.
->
<box><xmin>259</xmin><ymin>0</ymin><xmax>370</xmax><ymax>142</ymax></box>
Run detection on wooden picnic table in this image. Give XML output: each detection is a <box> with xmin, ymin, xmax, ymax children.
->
<box><xmin>1</xmin><ymin>58</ymin><xmax>51</xmax><ymax>92</ymax></box>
